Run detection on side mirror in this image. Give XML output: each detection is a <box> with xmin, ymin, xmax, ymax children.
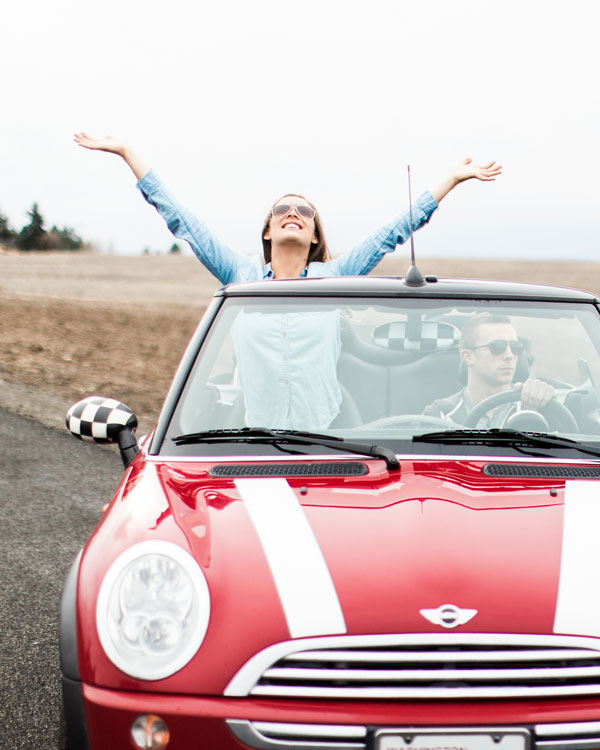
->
<box><xmin>65</xmin><ymin>396</ymin><xmax>140</xmax><ymax>467</ymax></box>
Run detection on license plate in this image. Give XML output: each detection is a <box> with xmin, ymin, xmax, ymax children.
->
<box><xmin>375</xmin><ymin>728</ymin><xmax>530</xmax><ymax>750</ymax></box>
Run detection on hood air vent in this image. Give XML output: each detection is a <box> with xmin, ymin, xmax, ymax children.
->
<box><xmin>210</xmin><ymin>462</ymin><xmax>367</xmax><ymax>477</ymax></box>
<box><xmin>483</xmin><ymin>464</ymin><xmax>600</xmax><ymax>479</ymax></box>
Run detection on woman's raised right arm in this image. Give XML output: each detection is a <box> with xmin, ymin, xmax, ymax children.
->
<box><xmin>73</xmin><ymin>132</ymin><xmax>149</xmax><ymax>181</ymax></box>
<box><xmin>73</xmin><ymin>133</ymin><xmax>257</xmax><ymax>285</ymax></box>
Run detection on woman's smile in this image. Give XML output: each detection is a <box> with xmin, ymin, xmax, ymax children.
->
<box><xmin>266</xmin><ymin>196</ymin><xmax>317</xmax><ymax>248</ymax></box>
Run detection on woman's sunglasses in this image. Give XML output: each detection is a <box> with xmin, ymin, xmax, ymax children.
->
<box><xmin>271</xmin><ymin>204</ymin><xmax>316</xmax><ymax>219</ymax></box>
<box><xmin>471</xmin><ymin>339</ymin><xmax>525</xmax><ymax>356</ymax></box>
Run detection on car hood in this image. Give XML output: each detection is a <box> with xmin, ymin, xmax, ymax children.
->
<box><xmin>79</xmin><ymin>456</ymin><xmax>600</xmax><ymax>693</ymax></box>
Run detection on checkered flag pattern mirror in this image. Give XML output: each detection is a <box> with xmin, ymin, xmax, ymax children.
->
<box><xmin>372</xmin><ymin>321</ymin><xmax>460</xmax><ymax>352</ymax></box>
<box><xmin>65</xmin><ymin>396</ymin><xmax>138</xmax><ymax>444</ymax></box>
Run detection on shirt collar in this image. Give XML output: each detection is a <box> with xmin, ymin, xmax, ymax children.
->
<box><xmin>264</xmin><ymin>264</ymin><xmax>308</xmax><ymax>279</ymax></box>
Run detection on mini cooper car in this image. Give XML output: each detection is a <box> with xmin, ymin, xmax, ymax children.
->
<box><xmin>62</xmin><ymin>274</ymin><xmax>600</xmax><ymax>750</ymax></box>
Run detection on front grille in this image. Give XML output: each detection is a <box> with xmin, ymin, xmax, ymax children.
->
<box><xmin>226</xmin><ymin>634</ymin><xmax>600</xmax><ymax>699</ymax></box>
<box><xmin>227</xmin><ymin>720</ymin><xmax>367</xmax><ymax>750</ymax></box>
<box><xmin>226</xmin><ymin>720</ymin><xmax>600</xmax><ymax>750</ymax></box>
<box><xmin>210</xmin><ymin>462</ymin><xmax>367</xmax><ymax>477</ymax></box>
<box><xmin>535</xmin><ymin>722</ymin><xmax>600</xmax><ymax>750</ymax></box>
<box><xmin>483</xmin><ymin>464</ymin><xmax>600</xmax><ymax>479</ymax></box>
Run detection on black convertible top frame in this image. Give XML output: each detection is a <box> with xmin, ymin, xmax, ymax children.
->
<box><xmin>216</xmin><ymin>275</ymin><xmax>599</xmax><ymax>303</ymax></box>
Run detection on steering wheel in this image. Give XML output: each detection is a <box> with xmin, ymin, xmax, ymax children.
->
<box><xmin>463</xmin><ymin>390</ymin><xmax>578</xmax><ymax>432</ymax></box>
<box><xmin>360</xmin><ymin>414</ymin><xmax>458</xmax><ymax>431</ymax></box>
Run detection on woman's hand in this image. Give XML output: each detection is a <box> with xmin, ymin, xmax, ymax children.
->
<box><xmin>73</xmin><ymin>132</ymin><xmax>128</xmax><ymax>156</ymax></box>
<box><xmin>430</xmin><ymin>157</ymin><xmax>502</xmax><ymax>204</ymax></box>
<box><xmin>451</xmin><ymin>157</ymin><xmax>502</xmax><ymax>184</ymax></box>
<box><xmin>73</xmin><ymin>132</ymin><xmax>149</xmax><ymax>181</ymax></box>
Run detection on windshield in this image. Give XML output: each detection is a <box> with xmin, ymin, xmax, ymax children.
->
<box><xmin>161</xmin><ymin>296</ymin><xmax>600</xmax><ymax>457</ymax></box>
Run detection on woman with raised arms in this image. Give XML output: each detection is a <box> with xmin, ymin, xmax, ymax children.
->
<box><xmin>73</xmin><ymin>133</ymin><xmax>501</xmax><ymax>284</ymax></box>
<box><xmin>74</xmin><ymin>133</ymin><xmax>501</xmax><ymax>431</ymax></box>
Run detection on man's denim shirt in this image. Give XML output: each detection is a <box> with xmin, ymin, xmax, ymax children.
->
<box><xmin>137</xmin><ymin>170</ymin><xmax>438</xmax><ymax>285</ymax></box>
<box><xmin>137</xmin><ymin>170</ymin><xmax>438</xmax><ymax>430</ymax></box>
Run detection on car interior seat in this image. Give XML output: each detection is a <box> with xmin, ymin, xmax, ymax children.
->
<box><xmin>336</xmin><ymin>316</ymin><xmax>464</xmax><ymax>421</ymax></box>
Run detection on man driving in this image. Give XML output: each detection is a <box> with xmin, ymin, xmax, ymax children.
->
<box><xmin>424</xmin><ymin>312</ymin><xmax>555</xmax><ymax>427</ymax></box>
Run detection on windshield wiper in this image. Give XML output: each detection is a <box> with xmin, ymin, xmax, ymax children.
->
<box><xmin>172</xmin><ymin>428</ymin><xmax>400</xmax><ymax>470</ymax></box>
<box><xmin>414</xmin><ymin>429</ymin><xmax>600</xmax><ymax>458</ymax></box>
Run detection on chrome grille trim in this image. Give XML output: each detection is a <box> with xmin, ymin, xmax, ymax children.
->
<box><xmin>254</xmin><ymin>723</ymin><xmax>366</xmax><ymax>739</ymax></box>
<box><xmin>226</xmin><ymin>720</ymin><xmax>366</xmax><ymax>750</ymax></box>
<box><xmin>536</xmin><ymin>741</ymin><xmax>600</xmax><ymax>750</ymax></box>
<box><xmin>225</xmin><ymin>633</ymin><xmax>600</xmax><ymax>699</ymax></box>
<box><xmin>250</xmin><ymin>684</ymin><xmax>600</xmax><ymax>699</ymax></box>
<box><xmin>227</xmin><ymin>720</ymin><xmax>600</xmax><ymax>750</ymax></box>
<box><xmin>262</xmin><ymin>666</ymin><xmax>600</xmax><ymax>682</ymax></box>
<box><xmin>285</xmin><ymin>649</ymin><xmax>600</xmax><ymax>663</ymax></box>
<box><xmin>536</xmin><ymin>723</ymin><xmax>600</xmax><ymax>736</ymax></box>
<box><xmin>534</xmin><ymin>722</ymin><xmax>600</xmax><ymax>750</ymax></box>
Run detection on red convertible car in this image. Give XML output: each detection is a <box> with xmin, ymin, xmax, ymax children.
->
<box><xmin>62</xmin><ymin>275</ymin><xmax>600</xmax><ymax>750</ymax></box>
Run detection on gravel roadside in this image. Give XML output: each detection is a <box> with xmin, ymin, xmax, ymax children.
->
<box><xmin>0</xmin><ymin>378</ymin><xmax>73</xmax><ymax>432</ymax></box>
<box><xmin>0</xmin><ymin>407</ymin><xmax>124</xmax><ymax>747</ymax></box>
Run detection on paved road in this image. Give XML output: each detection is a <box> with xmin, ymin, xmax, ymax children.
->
<box><xmin>0</xmin><ymin>408</ymin><xmax>124</xmax><ymax>747</ymax></box>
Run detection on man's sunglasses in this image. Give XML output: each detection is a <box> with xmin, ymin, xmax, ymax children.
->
<box><xmin>271</xmin><ymin>204</ymin><xmax>316</xmax><ymax>219</ymax></box>
<box><xmin>471</xmin><ymin>339</ymin><xmax>525</xmax><ymax>356</ymax></box>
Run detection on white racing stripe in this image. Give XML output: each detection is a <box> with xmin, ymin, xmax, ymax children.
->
<box><xmin>235</xmin><ymin>478</ymin><xmax>346</xmax><ymax>639</ymax></box>
<box><xmin>554</xmin><ymin>481</ymin><xmax>600</xmax><ymax>636</ymax></box>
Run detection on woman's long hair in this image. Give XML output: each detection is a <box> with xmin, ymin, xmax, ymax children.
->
<box><xmin>261</xmin><ymin>193</ymin><xmax>330</xmax><ymax>265</ymax></box>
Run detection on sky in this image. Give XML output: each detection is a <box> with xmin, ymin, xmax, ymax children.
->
<box><xmin>1</xmin><ymin>0</ymin><xmax>599</xmax><ymax>262</ymax></box>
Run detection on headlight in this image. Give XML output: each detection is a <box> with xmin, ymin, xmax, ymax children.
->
<box><xmin>96</xmin><ymin>540</ymin><xmax>210</xmax><ymax>680</ymax></box>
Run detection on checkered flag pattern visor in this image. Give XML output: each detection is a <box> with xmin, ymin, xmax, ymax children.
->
<box><xmin>372</xmin><ymin>320</ymin><xmax>461</xmax><ymax>352</ymax></box>
<box><xmin>65</xmin><ymin>396</ymin><xmax>138</xmax><ymax>444</ymax></box>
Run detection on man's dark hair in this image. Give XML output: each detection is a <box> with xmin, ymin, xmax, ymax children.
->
<box><xmin>460</xmin><ymin>313</ymin><xmax>512</xmax><ymax>349</ymax></box>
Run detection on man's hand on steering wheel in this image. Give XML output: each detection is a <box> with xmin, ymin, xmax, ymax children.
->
<box><xmin>514</xmin><ymin>378</ymin><xmax>556</xmax><ymax>409</ymax></box>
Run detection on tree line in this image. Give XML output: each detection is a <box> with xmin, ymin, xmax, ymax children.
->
<box><xmin>0</xmin><ymin>203</ymin><xmax>84</xmax><ymax>251</ymax></box>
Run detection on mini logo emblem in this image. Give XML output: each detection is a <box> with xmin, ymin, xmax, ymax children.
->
<box><xmin>420</xmin><ymin>604</ymin><xmax>478</xmax><ymax>628</ymax></box>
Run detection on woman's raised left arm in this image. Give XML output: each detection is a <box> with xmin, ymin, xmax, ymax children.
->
<box><xmin>430</xmin><ymin>157</ymin><xmax>502</xmax><ymax>204</ymax></box>
<box><xmin>326</xmin><ymin>157</ymin><xmax>502</xmax><ymax>277</ymax></box>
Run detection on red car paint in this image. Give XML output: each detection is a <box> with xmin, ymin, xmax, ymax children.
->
<box><xmin>76</xmin><ymin>459</ymin><xmax>566</xmax><ymax>687</ymax></box>
<box><xmin>62</xmin><ymin>277</ymin><xmax>600</xmax><ymax>750</ymax></box>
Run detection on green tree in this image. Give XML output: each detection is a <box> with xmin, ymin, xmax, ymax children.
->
<box><xmin>16</xmin><ymin>202</ymin><xmax>46</xmax><ymax>250</ymax></box>
<box><xmin>0</xmin><ymin>210</ymin><xmax>15</xmax><ymax>242</ymax></box>
<box><xmin>168</xmin><ymin>242</ymin><xmax>181</xmax><ymax>255</ymax></box>
<box><xmin>49</xmin><ymin>225</ymin><xmax>83</xmax><ymax>250</ymax></box>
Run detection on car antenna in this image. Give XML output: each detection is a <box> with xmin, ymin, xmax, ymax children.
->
<box><xmin>404</xmin><ymin>165</ymin><xmax>426</xmax><ymax>286</ymax></box>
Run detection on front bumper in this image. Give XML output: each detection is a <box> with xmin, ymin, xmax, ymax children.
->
<box><xmin>75</xmin><ymin>682</ymin><xmax>600</xmax><ymax>750</ymax></box>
